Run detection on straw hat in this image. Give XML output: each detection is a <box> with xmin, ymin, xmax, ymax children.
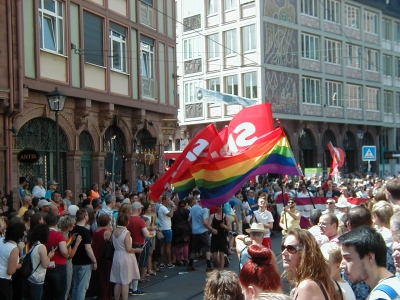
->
<box><xmin>245</xmin><ymin>222</ymin><xmax>269</xmax><ymax>235</ymax></box>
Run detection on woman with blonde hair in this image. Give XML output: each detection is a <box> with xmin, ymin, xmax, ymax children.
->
<box><xmin>372</xmin><ymin>200</ymin><xmax>393</xmax><ymax>247</ymax></box>
<box><xmin>282</xmin><ymin>228</ymin><xmax>341</xmax><ymax>300</ymax></box>
<box><xmin>320</xmin><ymin>242</ymin><xmax>355</xmax><ymax>300</ymax></box>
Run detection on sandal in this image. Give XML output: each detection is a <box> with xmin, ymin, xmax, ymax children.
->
<box><xmin>154</xmin><ymin>267</ymin><xmax>163</xmax><ymax>272</ymax></box>
<box><xmin>147</xmin><ymin>270</ymin><xmax>157</xmax><ymax>276</ymax></box>
<box><xmin>139</xmin><ymin>278</ymin><xmax>148</xmax><ymax>283</ymax></box>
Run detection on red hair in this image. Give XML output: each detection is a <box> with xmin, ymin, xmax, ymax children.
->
<box><xmin>239</xmin><ymin>244</ymin><xmax>282</xmax><ymax>292</ymax></box>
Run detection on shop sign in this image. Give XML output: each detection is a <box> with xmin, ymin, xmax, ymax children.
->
<box><xmin>17</xmin><ymin>149</ymin><xmax>40</xmax><ymax>164</ymax></box>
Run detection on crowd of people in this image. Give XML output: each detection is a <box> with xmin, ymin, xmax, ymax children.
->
<box><xmin>2</xmin><ymin>173</ymin><xmax>400</xmax><ymax>300</ymax></box>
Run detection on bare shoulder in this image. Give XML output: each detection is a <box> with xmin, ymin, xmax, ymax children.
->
<box><xmin>296</xmin><ymin>279</ymin><xmax>328</xmax><ymax>300</ymax></box>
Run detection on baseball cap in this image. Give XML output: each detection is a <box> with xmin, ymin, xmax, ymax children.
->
<box><xmin>132</xmin><ymin>202</ymin><xmax>143</xmax><ymax>210</ymax></box>
<box><xmin>68</xmin><ymin>205</ymin><xmax>80</xmax><ymax>216</ymax></box>
<box><xmin>47</xmin><ymin>180</ymin><xmax>58</xmax><ymax>186</ymax></box>
<box><xmin>38</xmin><ymin>200</ymin><xmax>51</xmax><ymax>208</ymax></box>
<box><xmin>122</xmin><ymin>198</ymin><xmax>131</xmax><ymax>204</ymax></box>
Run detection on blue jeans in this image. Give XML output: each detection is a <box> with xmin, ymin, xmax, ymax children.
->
<box><xmin>71</xmin><ymin>264</ymin><xmax>92</xmax><ymax>300</ymax></box>
<box><xmin>43</xmin><ymin>265</ymin><xmax>67</xmax><ymax>300</ymax></box>
<box><xmin>22</xmin><ymin>279</ymin><xmax>43</xmax><ymax>300</ymax></box>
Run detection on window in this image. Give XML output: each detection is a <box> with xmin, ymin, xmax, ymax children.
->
<box><xmin>396</xmin><ymin>23</ymin><xmax>400</xmax><ymax>43</ymax></box>
<box><xmin>384</xmin><ymin>91</ymin><xmax>393</xmax><ymax>113</ymax></box>
<box><xmin>184</xmin><ymin>81</ymin><xmax>201</xmax><ymax>103</ymax></box>
<box><xmin>302</xmin><ymin>77</ymin><xmax>321</xmax><ymax>104</ymax></box>
<box><xmin>109</xmin><ymin>23</ymin><xmax>127</xmax><ymax>73</ymax></box>
<box><xmin>324</xmin><ymin>0</ymin><xmax>340</xmax><ymax>23</ymax></box>
<box><xmin>242</xmin><ymin>25</ymin><xmax>256</xmax><ymax>52</ymax></box>
<box><xmin>244</xmin><ymin>72</ymin><xmax>257</xmax><ymax>99</ymax></box>
<box><xmin>325</xmin><ymin>39</ymin><xmax>341</xmax><ymax>64</ymax></box>
<box><xmin>208</xmin><ymin>0</ymin><xmax>219</xmax><ymax>15</ymax></box>
<box><xmin>225</xmin><ymin>75</ymin><xmax>238</xmax><ymax>95</ymax></box>
<box><xmin>383</xmin><ymin>55</ymin><xmax>392</xmax><ymax>77</ymax></box>
<box><xmin>39</xmin><ymin>0</ymin><xmax>64</xmax><ymax>54</ymax></box>
<box><xmin>225</xmin><ymin>29</ymin><xmax>237</xmax><ymax>56</ymax></box>
<box><xmin>208</xmin><ymin>78</ymin><xmax>220</xmax><ymax>92</ymax></box>
<box><xmin>366</xmin><ymin>87</ymin><xmax>379</xmax><ymax>111</ymax></box>
<box><xmin>141</xmin><ymin>0</ymin><xmax>153</xmax><ymax>6</ymax></box>
<box><xmin>382</xmin><ymin>19</ymin><xmax>391</xmax><ymax>41</ymax></box>
<box><xmin>140</xmin><ymin>36</ymin><xmax>154</xmax><ymax>78</ymax></box>
<box><xmin>302</xmin><ymin>34</ymin><xmax>320</xmax><ymax>60</ymax></box>
<box><xmin>301</xmin><ymin>0</ymin><xmax>318</xmax><ymax>17</ymax></box>
<box><xmin>366</xmin><ymin>48</ymin><xmax>378</xmax><ymax>72</ymax></box>
<box><xmin>346</xmin><ymin>84</ymin><xmax>362</xmax><ymax>109</ymax></box>
<box><xmin>345</xmin><ymin>5</ymin><xmax>360</xmax><ymax>29</ymax></box>
<box><xmin>207</xmin><ymin>34</ymin><xmax>219</xmax><ymax>60</ymax></box>
<box><xmin>347</xmin><ymin>44</ymin><xmax>361</xmax><ymax>68</ymax></box>
<box><xmin>325</xmin><ymin>81</ymin><xmax>342</xmax><ymax>106</ymax></box>
<box><xmin>395</xmin><ymin>57</ymin><xmax>400</xmax><ymax>78</ymax></box>
<box><xmin>225</xmin><ymin>0</ymin><xmax>236</xmax><ymax>10</ymax></box>
<box><xmin>364</xmin><ymin>11</ymin><xmax>378</xmax><ymax>34</ymax></box>
<box><xmin>183</xmin><ymin>37</ymin><xmax>200</xmax><ymax>60</ymax></box>
<box><xmin>397</xmin><ymin>93</ymin><xmax>400</xmax><ymax>114</ymax></box>
<box><xmin>84</xmin><ymin>11</ymin><xmax>104</xmax><ymax>66</ymax></box>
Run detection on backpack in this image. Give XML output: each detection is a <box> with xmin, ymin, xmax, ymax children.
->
<box><xmin>20</xmin><ymin>243</ymin><xmax>41</xmax><ymax>279</ymax></box>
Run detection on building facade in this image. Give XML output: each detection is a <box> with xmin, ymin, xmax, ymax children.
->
<box><xmin>175</xmin><ymin>0</ymin><xmax>400</xmax><ymax>178</ymax></box>
<box><xmin>0</xmin><ymin>0</ymin><xmax>178</xmax><ymax>205</ymax></box>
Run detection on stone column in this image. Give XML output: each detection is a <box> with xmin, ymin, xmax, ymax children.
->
<box><xmin>92</xmin><ymin>152</ymin><xmax>106</xmax><ymax>187</ymax></box>
<box><xmin>124</xmin><ymin>154</ymin><xmax>136</xmax><ymax>192</ymax></box>
<box><xmin>66</xmin><ymin>151</ymin><xmax>83</xmax><ymax>203</ymax></box>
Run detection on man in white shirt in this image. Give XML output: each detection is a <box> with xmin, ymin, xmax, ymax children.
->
<box><xmin>32</xmin><ymin>177</ymin><xmax>46</xmax><ymax>198</ymax></box>
<box><xmin>158</xmin><ymin>194</ymin><xmax>176</xmax><ymax>268</ymax></box>
<box><xmin>339</xmin><ymin>226</ymin><xmax>400</xmax><ymax>299</ymax></box>
<box><xmin>251</xmin><ymin>196</ymin><xmax>274</xmax><ymax>249</ymax></box>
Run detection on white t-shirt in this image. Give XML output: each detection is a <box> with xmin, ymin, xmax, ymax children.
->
<box><xmin>253</xmin><ymin>209</ymin><xmax>274</xmax><ymax>238</ymax></box>
<box><xmin>368</xmin><ymin>276</ymin><xmax>400</xmax><ymax>300</ymax></box>
<box><xmin>0</xmin><ymin>237</ymin><xmax>17</xmax><ymax>280</ymax></box>
<box><xmin>338</xmin><ymin>281</ymin><xmax>356</xmax><ymax>300</ymax></box>
<box><xmin>158</xmin><ymin>205</ymin><xmax>172</xmax><ymax>230</ymax></box>
<box><xmin>376</xmin><ymin>226</ymin><xmax>392</xmax><ymax>249</ymax></box>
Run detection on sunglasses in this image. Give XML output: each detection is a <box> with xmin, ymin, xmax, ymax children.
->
<box><xmin>288</xmin><ymin>202</ymin><xmax>295</xmax><ymax>204</ymax></box>
<box><xmin>281</xmin><ymin>244</ymin><xmax>303</xmax><ymax>254</ymax></box>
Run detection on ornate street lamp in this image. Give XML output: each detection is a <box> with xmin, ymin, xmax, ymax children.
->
<box><xmin>46</xmin><ymin>87</ymin><xmax>67</xmax><ymax>183</ymax></box>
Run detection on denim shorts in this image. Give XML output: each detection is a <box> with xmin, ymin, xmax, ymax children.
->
<box><xmin>162</xmin><ymin>229</ymin><xmax>173</xmax><ymax>243</ymax></box>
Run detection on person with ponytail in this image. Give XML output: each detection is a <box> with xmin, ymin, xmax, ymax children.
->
<box><xmin>239</xmin><ymin>244</ymin><xmax>282</xmax><ymax>299</ymax></box>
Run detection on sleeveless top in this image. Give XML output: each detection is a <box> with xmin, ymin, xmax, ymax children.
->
<box><xmin>293</xmin><ymin>279</ymin><xmax>343</xmax><ymax>300</ymax></box>
<box><xmin>92</xmin><ymin>228</ymin><xmax>108</xmax><ymax>261</ymax></box>
<box><xmin>28</xmin><ymin>242</ymin><xmax>47</xmax><ymax>284</ymax></box>
<box><xmin>211</xmin><ymin>213</ymin><xmax>227</xmax><ymax>238</ymax></box>
<box><xmin>0</xmin><ymin>237</ymin><xmax>17</xmax><ymax>280</ymax></box>
<box><xmin>281</xmin><ymin>210</ymin><xmax>300</xmax><ymax>235</ymax></box>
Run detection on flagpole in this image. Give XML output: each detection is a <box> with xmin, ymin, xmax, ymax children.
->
<box><xmin>279</xmin><ymin>174</ymin><xmax>288</xmax><ymax>231</ymax></box>
<box><xmin>305</xmin><ymin>182</ymin><xmax>316</xmax><ymax>209</ymax></box>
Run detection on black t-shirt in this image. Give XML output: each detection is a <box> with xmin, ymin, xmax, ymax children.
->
<box><xmin>71</xmin><ymin>225</ymin><xmax>92</xmax><ymax>265</ymax></box>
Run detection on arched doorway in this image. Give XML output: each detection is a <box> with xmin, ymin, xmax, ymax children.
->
<box><xmin>103</xmin><ymin>124</ymin><xmax>126</xmax><ymax>183</ymax></box>
<box><xmin>343</xmin><ymin>131</ymin><xmax>357</xmax><ymax>174</ymax></box>
<box><xmin>79</xmin><ymin>131</ymin><xmax>94</xmax><ymax>194</ymax></box>
<box><xmin>135</xmin><ymin>129</ymin><xmax>156</xmax><ymax>178</ymax></box>
<box><xmin>298</xmin><ymin>128</ymin><xmax>316</xmax><ymax>168</ymax></box>
<box><xmin>16</xmin><ymin>117</ymin><xmax>68</xmax><ymax>192</ymax></box>
<box><xmin>322</xmin><ymin>130</ymin><xmax>337</xmax><ymax>171</ymax></box>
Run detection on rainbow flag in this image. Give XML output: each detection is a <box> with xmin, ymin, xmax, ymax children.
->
<box><xmin>23</xmin><ymin>230</ymin><xmax>28</xmax><ymax>242</ymax></box>
<box><xmin>23</xmin><ymin>242</ymin><xmax>30</xmax><ymax>256</ymax></box>
<box><xmin>190</xmin><ymin>127</ymin><xmax>301</xmax><ymax>207</ymax></box>
<box><xmin>66</xmin><ymin>236</ymin><xmax>73</xmax><ymax>248</ymax></box>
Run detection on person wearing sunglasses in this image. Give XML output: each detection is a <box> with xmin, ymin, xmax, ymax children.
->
<box><xmin>279</xmin><ymin>198</ymin><xmax>301</xmax><ymax>236</ymax></box>
<box><xmin>324</xmin><ymin>199</ymin><xmax>337</xmax><ymax>215</ymax></box>
<box><xmin>282</xmin><ymin>228</ymin><xmax>342</xmax><ymax>300</ymax></box>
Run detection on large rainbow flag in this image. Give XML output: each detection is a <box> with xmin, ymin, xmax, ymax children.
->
<box><xmin>190</xmin><ymin>127</ymin><xmax>301</xmax><ymax>207</ymax></box>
